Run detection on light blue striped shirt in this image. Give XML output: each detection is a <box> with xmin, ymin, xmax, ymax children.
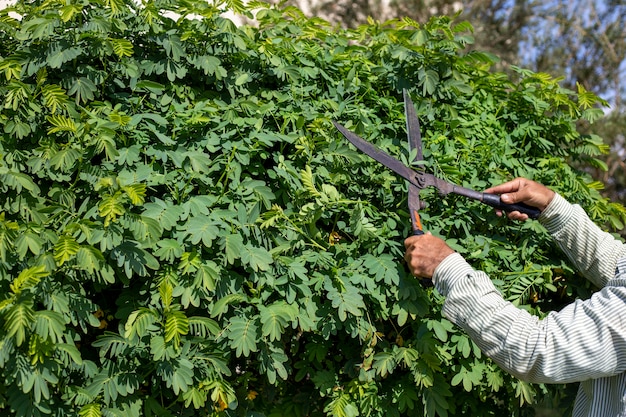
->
<box><xmin>433</xmin><ymin>194</ymin><xmax>626</xmax><ymax>416</ymax></box>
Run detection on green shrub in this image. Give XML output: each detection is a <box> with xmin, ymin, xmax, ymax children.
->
<box><xmin>0</xmin><ymin>0</ymin><xmax>623</xmax><ymax>416</ymax></box>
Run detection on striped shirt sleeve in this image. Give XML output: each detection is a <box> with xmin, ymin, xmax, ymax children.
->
<box><xmin>541</xmin><ymin>193</ymin><xmax>626</xmax><ymax>288</ymax></box>
<box><xmin>432</xmin><ymin>193</ymin><xmax>626</xmax><ymax>383</ymax></box>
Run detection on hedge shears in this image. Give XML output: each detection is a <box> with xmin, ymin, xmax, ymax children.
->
<box><xmin>333</xmin><ymin>90</ymin><xmax>540</xmax><ymax>235</ymax></box>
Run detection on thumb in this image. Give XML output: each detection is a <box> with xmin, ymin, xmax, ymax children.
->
<box><xmin>501</xmin><ymin>189</ymin><xmax>530</xmax><ymax>204</ymax></box>
<box><xmin>501</xmin><ymin>193</ymin><xmax>515</xmax><ymax>203</ymax></box>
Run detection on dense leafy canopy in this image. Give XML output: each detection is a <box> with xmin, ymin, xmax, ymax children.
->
<box><xmin>0</xmin><ymin>0</ymin><xmax>624</xmax><ymax>416</ymax></box>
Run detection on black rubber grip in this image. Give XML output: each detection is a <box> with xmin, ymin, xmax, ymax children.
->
<box><xmin>481</xmin><ymin>193</ymin><xmax>541</xmax><ymax>219</ymax></box>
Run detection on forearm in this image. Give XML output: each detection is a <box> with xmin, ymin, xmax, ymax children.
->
<box><xmin>540</xmin><ymin>194</ymin><xmax>626</xmax><ymax>287</ymax></box>
<box><xmin>434</xmin><ymin>254</ymin><xmax>626</xmax><ymax>383</ymax></box>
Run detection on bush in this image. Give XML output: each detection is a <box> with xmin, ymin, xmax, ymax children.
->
<box><xmin>0</xmin><ymin>0</ymin><xmax>623</xmax><ymax>416</ymax></box>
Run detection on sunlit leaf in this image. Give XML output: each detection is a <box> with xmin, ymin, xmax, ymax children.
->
<box><xmin>164</xmin><ymin>309</ymin><xmax>189</xmax><ymax>347</ymax></box>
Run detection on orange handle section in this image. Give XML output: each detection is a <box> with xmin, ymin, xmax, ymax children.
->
<box><xmin>412</xmin><ymin>209</ymin><xmax>424</xmax><ymax>235</ymax></box>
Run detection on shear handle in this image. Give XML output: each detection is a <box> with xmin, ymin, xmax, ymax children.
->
<box><xmin>480</xmin><ymin>193</ymin><xmax>541</xmax><ymax>219</ymax></box>
<box><xmin>445</xmin><ymin>185</ymin><xmax>540</xmax><ymax>219</ymax></box>
<box><xmin>410</xmin><ymin>208</ymin><xmax>425</xmax><ymax>235</ymax></box>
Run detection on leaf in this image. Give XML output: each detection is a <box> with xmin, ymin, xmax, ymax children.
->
<box><xmin>195</xmin><ymin>262</ymin><xmax>219</xmax><ymax>292</ymax></box>
<box><xmin>162</xmin><ymin>34</ymin><xmax>184</xmax><ymax>60</ymax></box>
<box><xmin>9</xmin><ymin>265</ymin><xmax>48</xmax><ymax>295</ymax></box>
<box><xmin>22</xmin><ymin>15</ymin><xmax>59</xmax><ymax>40</ymax></box>
<box><xmin>426</xmin><ymin>319</ymin><xmax>454</xmax><ymax>343</ymax></box>
<box><xmin>259</xmin><ymin>301</ymin><xmax>298</xmax><ymax>341</ymax></box>
<box><xmin>109</xmin><ymin>110</ymin><xmax>132</xmax><ymax>126</ymax></box>
<box><xmin>222</xmin><ymin>233</ymin><xmax>244</xmax><ymax>265</ymax></box>
<box><xmin>47</xmin><ymin>114</ymin><xmax>77</xmax><ymax>134</ymax></box>
<box><xmin>134</xmin><ymin>80</ymin><xmax>165</xmax><ymax>93</ymax></box>
<box><xmin>372</xmin><ymin>351</ymin><xmax>397</xmax><ymax>377</ymax></box>
<box><xmin>142</xmin><ymin>199</ymin><xmax>183</xmax><ymax>231</ymax></box>
<box><xmin>188</xmin><ymin>316</ymin><xmax>220</xmax><ymax>338</ymax></box>
<box><xmin>85</xmin><ymin>370</ymin><xmax>137</xmax><ymax>404</ymax></box>
<box><xmin>395</xmin><ymin>347</ymin><xmax>419</xmax><ymax>368</ymax></box>
<box><xmin>79</xmin><ymin>403</ymin><xmax>101</xmax><ymax>417</ymax></box>
<box><xmin>515</xmin><ymin>380</ymin><xmax>536</xmax><ymax>406</ymax></box>
<box><xmin>185</xmin><ymin>195</ymin><xmax>218</xmax><ymax>216</ymax></box>
<box><xmin>207</xmin><ymin>379</ymin><xmax>237</xmax><ymax>411</ymax></box>
<box><xmin>41</xmin><ymin>84</ymin><xmax>69</xmax><ymax>113</ymax></box>
<box><xmin>259</xmin><ymin>204</ymin><xmax>285</xmax><ymax>229</ymax></box>
<box><xmin>184</xmin><ymin>216</ymin><xmax>220</xmax><ymax>246</ymax></box>
<box><xmin>123</xmin><ymin>183</ymin><xmax>147</xmax><ymax>205</ymax></box>
<box><xmin>396</xmin><ymin>383</ymin><xmax>419</xmax><ymax>412</ymax></box>
<box><xmin>111</xmin><ymin>241</ymin><xmax>160</xmax><ymax>278</ymax></box>
<box><xmin>210</xmin><ymin>293</ymin><xmax>245</xmax><ymax>318</ymax></box>
<box><xmin>157</xmin><ymin>357</ymin><xmax>194</xmax><ymax>395</ymax></box>
<box><xmin>54</xmin><ymin>234</ymin><xmax>80</xmax><ymax>266</ymax></box>
<box><xmin>59</xmin><ymin>4</ymin><xmax>82</xmax><ymax>22</ymax></box>
<box><xmin>235</xmin><ymin>72</ymin><xmax>250</xmax><ymax>86</ymax></box>
<box><xmin>185</xmin><ymin>150</ymin><xmax>213</xmax><ymax>173</ymax></box>
<box><xmin>1</xmin><ymin>170</ymin><xmax>41</xmax><ymax>194</ymax></box>
<box><xmin>193</xmin><ymin>55</ymin><xmax>226</xmax><ymax>77</ymax></box>
<box><xmin>55</xmin><ymin>343</ymin><xmax>83</xmax><ymax>366</ymax></box>
<box><xmin>350</xmin><ymin>204</ymin><xmax>376</xmax><ymax>238</ymax></box>
<box><xmin>76</xmin><ymin>246</ymin><xmax>107</xmax><ymax>274</ymax></box>
<box><xmin>324</xmin><ymin>393</ymin><xmax>358</xmax><ymax>417</ymax></box>
<box><xmin>23</xmin><ymin>366</ymin><xmax>58</xmax><ymax>402</ymax></box>
<box><xmin>0</xmin><ymin>58</ymin><xmax>22</xmax><ymax>81</ymax></box>
<box><xmin>110</xmin><ymin>38</ymin><xmax>134</xmax><ymax>57</ymax></box>
<box><xmin>90</xmin><ymin>131</ymin><xmax>118</xmax><ymax>161</ymax></box>
<box><xmin>227</xmin><ymin>316</ymin><xmax>258</xmax><ymax>357</ymax></box>
<box><xmin>4</xmin><ymin>300</ymin><xmax>34</xmax><ymax>346</ymax></box>
<box><xmin>155</xmin><ymin>239</ymin><xmax>184</xmax><ymax>263</ymax></box>
<box><xmin>164</xmin><ymin>309</ymin><xmax>189</xmax><ymax>347</ymax></box>
<box><xmin>99</xmin><ymin>192</ymin><xmax>126</xmax><ymax>226</ymax></box>
<box><xmin>326</xmin><ymin>282</ymin><xmax>365</xmax><ymax>321</ymax></box>
<box><xmin>33</xmin><ymin>310</ymin><xmax>66</xmax><ymax>343</ymax></box>
<box><xmin>50</xmin><ymin>147</ymin><xmax>81</xmax><ymax>171</ymax></box>
<box><xmin>106</xmin><ymin>0</ymin><xmax>126</xmax><ymax>16</ymax></box>
<box><xmin>261</xmin><ymin>345</ymin><xmax>289</xmax><ymax>384</ymax></box>
<box><xmin>93</xmin><ymin>332</ymin><xmax>133</xmax><ymax>358</ymax></box>
<box><xmin>301</xmin><ymin>165</ymin><xmax>320</xmax><ymax>196</ymax></box>
<box><xmin>423</xmin><ymin>376</ymin><xmax>452</xmax><ymax>417</ymax></box>
<box><xmin>451</xmin><ymin>365</ymin><xmax>483</xmax><ymax>392</ymax></box>
<box><xmin>46</xmin><ymin>43</ymin><xmax>83</xmax><ymax>68</ymax></box>
<box><xmin>421</xmin><ymin>68</ymin><xmax>440</xmax><ymax>96</ymax></box>
<box><xmin>159</xmin><ymin>279</ymin><xmax>173</xmax><ymax>309</ymax></box>
<box><xmin>486</xmin><ymin>367</ymin><xmax>504</xmax><ymax>392</ymax></box>
<box><xmin>241</xmin><ymin>243</ymin><xmax>273</xmax><ymax>272</ymax></box>
<box><xmin>362</xmin><ymin>253</ymin><xmax>400</xmax><ymax>285</ymax></box>
<box><xmin>182</xmin><ymin>386</ymin><xmax>208</xmax><ymax>409</ymax></box>
<box><xmin>166</xmin><ymin>60</ymin><xmax>188</xmax><ymax>81</ymax></box>
<box><xmin>124</xmin><ymin>308</ymin><xmax>159</xmax><ymax>341</ymax></box>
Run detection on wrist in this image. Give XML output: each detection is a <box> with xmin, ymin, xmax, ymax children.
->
<box><xmin>432</xmin><ymin>253</ymin><xmax>474</xmax><ymax>295</ymax></box>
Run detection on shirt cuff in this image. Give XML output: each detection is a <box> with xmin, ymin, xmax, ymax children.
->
<box><xmin>538</xmin><ymin>193</ymin><xmax>574</xmax><ymax>233</ymax></box>
<box><xmin>433</xmin><ymin>252</ymin><xmax>475</xmax><ymax>296</ymax></box>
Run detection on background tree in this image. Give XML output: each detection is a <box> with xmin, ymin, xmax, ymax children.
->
<box><xmin>522</xmin><ymin>0</ymin><xmax>626</xmax><ymax>212</ymax></box>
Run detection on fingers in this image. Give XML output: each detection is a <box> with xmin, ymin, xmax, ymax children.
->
<box><xmin>485</xmin><ymin>178</ymin><xmax>534</xmax><ymax>205</ymax></box>
<box><xmin>485</xmin><ymin>177</ymin><xmax>555</xmax><ymax>218</ymax></box>
<box><xmin>484</xmin><ymin>178</ymin><xmax>524</xmax><ymax>195</ymax></box>
<box><xmin>500</xmin><ymin>210</ymin><xmax>530</xmax><ymax>221</ymax></box>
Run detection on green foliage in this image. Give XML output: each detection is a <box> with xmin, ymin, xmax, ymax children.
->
<box><xmin>0</xmin><ymin>0</ymin><xmax>620</xmax><ymax>416</ymax></box>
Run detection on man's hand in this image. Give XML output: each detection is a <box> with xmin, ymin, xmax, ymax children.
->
<box><xmin>404</xmin><ymin>233</ymin><xmax>455</xmax><ymax>279</ymax></box>
<box><xmin>484</xmin><ymin>178</ymin><xmax>555</xmax><ymax>221</ymax></box>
